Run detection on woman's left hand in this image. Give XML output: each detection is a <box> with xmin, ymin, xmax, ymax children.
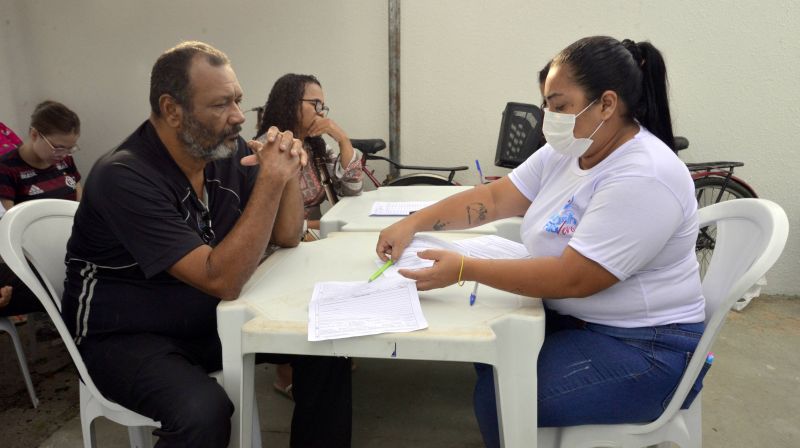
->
<box><xmin>307</xmin><ymin>117</ymin><xmax>347</xmax><ymax>143</ymax></box>
<box><xmin>398</xmin><ymin>249</ymin><xmax>465</xmax><ymax>291</ymax></box>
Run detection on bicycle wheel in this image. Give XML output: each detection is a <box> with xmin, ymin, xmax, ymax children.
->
<box><xmin>694</xmin><ymin>176</ymin><xmax>755</xmax><ymax>279</ymax></box>
<box><xmin>384</xmin><ymin>173</ymin><xmax>455</xmax><ymax>186</ymax></box>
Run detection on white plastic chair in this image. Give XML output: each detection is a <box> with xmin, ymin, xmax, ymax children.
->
<box><xmin>538</xmin><ymin>198</ymin><xmax>789</xmax><ymax>448</ymax></box>
<box><xmin>0</xmin><ymin>316</ymin><xmax>39</xmax><ymax>408</ymax></box>
<box><xmin>0</xmin><ymin>199</ymin><xmax>262</xmax><ymax>448</ymax></box>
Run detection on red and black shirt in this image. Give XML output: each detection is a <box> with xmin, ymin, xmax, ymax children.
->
<box><xmin>0</xmin><ymin>149</ymin><xmax>81</xmax><ymax>203</ymax></box>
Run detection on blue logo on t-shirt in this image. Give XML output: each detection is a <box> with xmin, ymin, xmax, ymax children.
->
<box><xmin>544</xmin><ymin>196</ymin><xmax>578</xmax><ymax>236</ymax></box>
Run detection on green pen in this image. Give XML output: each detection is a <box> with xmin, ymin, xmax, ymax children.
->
<box><xmin>368</xmin><ymin>259</ymin><xmax>394</xmax><ymax>282</ymax></box>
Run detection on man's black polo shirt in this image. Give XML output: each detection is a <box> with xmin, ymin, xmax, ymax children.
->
<box><xmin>62</xmin><ymin>120</ymin><xmax>258</xmax><ymax>344</ymax></box>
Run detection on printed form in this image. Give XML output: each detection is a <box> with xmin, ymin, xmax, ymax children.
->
<box><xmin>308</xmin><ymin>278</ymin><xmax>428</xmax><ymax>341</ymax></box>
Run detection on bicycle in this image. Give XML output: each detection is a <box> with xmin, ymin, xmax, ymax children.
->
<box><xmin>675</xmin><ymin>137</ymin><xmax>758</xmax><ymax>279</ymax></box>
<box><xmin>350</xmin><ymin>139</ymin><xmax>469</xmax><ymax>187</ymax></box>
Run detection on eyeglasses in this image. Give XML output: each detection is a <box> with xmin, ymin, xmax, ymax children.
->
<box><xmin>301</xmin><ymin>99</ymin><xmax>330</xmax><ymax>117</ymax></box>
<box><xmin>199</xmin><ymin>209</ymin><xmax>216</xmax><ymax>244</ymax></box>
<box><xmin>34</xmin><ymin>128</ymin><xmax>80</xmax><ymax>156</ymax></box>
<box><xmin>191</xmin><ymin>188</ymin><xmax>216</xmax><ymax>244</ymax></box>
<box><xmin>192</xmin><ymin>206</ymin><xmax>216</xmax><ymax>244</ymax></box>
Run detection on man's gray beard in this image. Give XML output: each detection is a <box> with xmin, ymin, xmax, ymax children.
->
<box><xmin>182</xmin><ymin>136</ymin><xmax>235</xmax><ymax>161</ymax></box>
<box><xmin>179</xmin><ymin>115</ymin><xmax>236</xmax><ymax>162</ymax></box>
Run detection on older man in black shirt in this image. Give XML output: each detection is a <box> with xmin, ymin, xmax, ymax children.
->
<box><xmin>62</xmin><ymin>41</ymin><xmax>351</xmax><ymax>448</ymax></box>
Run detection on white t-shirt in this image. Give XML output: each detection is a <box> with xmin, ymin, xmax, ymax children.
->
<box><xmin>508</xmin><ymin>127</ymin><xmax>705</xmax><ymax>327</ymax></box>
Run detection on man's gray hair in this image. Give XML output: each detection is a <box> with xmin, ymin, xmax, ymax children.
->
<box><xmin>149</xmin><ymin>41</ymin><xmax>230</xmax><ymax>116</ymax></box>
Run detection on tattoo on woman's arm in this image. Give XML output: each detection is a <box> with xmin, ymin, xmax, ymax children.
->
<box><xmin>466</xmin><ymin>202</ymin><xmax>488</xmax><ymax>225</ymax></box>
<box><xmin>433</xmin><ymin>219</ymin><xmax>448</xmax><ymax>231</ymax></box>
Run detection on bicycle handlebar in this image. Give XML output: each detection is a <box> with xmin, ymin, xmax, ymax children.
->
<box><xmin>352</xmin><ymin>138</ymin><xmax>468</xmax><ymax>173</ymax></box>
<box><xmin>364</xmin><ymin>153</ymin><xmax>468</xmax><ymax>173</ymax></box>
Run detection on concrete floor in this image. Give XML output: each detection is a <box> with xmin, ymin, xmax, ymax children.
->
<box><xmin>1</xmin><ymin>295</ymin><xmax>798</xmax><ymax>448</ymax></box>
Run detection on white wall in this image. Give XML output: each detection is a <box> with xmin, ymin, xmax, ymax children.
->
<box><xmin>0</xmin><ymin>0</ymin><xmax>27</xmax><ymax>129</ymax></box>
<box><xmin>400</xmin><ymin>0</ymin><xmax>800</xmax><ymax>296</ymax></box>
<box><xmin>0</xmin><ymin>0</ymin><xmax>389</xmax><ymax>176</ymax></box>
<box><xmin>1</xmin><ymin>0</ymin><xmax>798</xmax><ymax>295</ymax></box>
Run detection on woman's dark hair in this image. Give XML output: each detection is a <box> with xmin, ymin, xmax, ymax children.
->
<box><xmin>552</xmin><ymin>36</ymin><xmax>675</xmax><ymax>151</ymax></box>
<box><xmin>256</xmin><ymin>73</ymin><xmax>326</xmax><ymax>158</ymax></box>
<box><xmin>538</xmin><ymin>60</ymin><xmax>551</xmax><ymax>108</ymax></box>
<box><xmin>538</xmin><ymin>60</ymin><xmax>551</xmax><ymax>89</ymax></box>
<box><xmin>30</xmin><ymin>100</ymin><xmax>80</xmax><ymax>135</ymax></box>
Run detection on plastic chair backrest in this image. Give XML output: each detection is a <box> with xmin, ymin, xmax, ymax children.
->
<box><xmin>0</xmin><ymin>199</ymin><xmax>128</xmax><ymax>412</ymax></box>
<box><xmin>494</xmin><ymin>102</ymin><xmax>544</xmax><ymax>168</ymax></box>
<box><xmin>632</xmin><ymin>198</ymin><xmax>789</xmax><ymax>434</ymax></box>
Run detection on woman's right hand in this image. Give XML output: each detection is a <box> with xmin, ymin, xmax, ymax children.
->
<box><xmin>376</xmin><ymin>219</ymin><xmax>417</xmax><ymax>262</ymax></box>
<box><xmin>307</xmin><ymin>117</ymin><xmax>347</xmax><ymax>143</ymax></box>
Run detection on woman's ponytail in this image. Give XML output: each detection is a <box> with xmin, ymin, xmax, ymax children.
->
<box><xmin>634</xmin><ymin>41</ymin><xmax>675</xmax><ymax>151</ymax></box>
<box><xmin>555</xmin><ymin>37</ymin><xmax>676</xmax><ymax>151</ymax></box>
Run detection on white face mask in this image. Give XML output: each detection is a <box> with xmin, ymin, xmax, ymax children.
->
<box><xmin>542</xmin><ymin>100</ymin><xmax>604</xmax><ymax>158</ymax></box>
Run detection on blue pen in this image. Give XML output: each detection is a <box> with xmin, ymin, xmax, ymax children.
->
<box><xmin>475</xmin><ymin>159</ymin><xmax>484</xmax><ymax>184</ymax></box>
<box><xmin>469</xmin><ymin>282</ymin><xmax>479</xmax><ymax>306</ymax></box>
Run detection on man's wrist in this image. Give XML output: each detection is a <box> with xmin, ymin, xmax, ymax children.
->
<box><xmin>256</xmin><ymin>168</ymin><xmax>289</xmax><ymax>190</ymax></box>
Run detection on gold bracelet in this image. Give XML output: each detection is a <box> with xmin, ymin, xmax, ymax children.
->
<box><xmin>457</xmin><ymin>255</ymin><xmax>466</xmax><ymax>286</ymax></box>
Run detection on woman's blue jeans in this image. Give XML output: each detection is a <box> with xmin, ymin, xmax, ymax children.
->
<box><xmin>473</xmin><ymin>309</ymin><xmax>704</xmax><ymax>448</ymax></box>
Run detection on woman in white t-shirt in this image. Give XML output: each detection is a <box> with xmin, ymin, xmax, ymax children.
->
<box><xmin>375</xmin><ymin>36</ymin><xmax>706</xmax><ymax>447</ymax></box>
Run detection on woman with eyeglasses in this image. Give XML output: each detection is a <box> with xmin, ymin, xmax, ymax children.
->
<box><xmin>0</xmin><ymin>100</ymin><xmax>83</xmax><ymax>317</ymax></box>
<box><xmin>256</xmin><ymin>73</ymin><xmax>363</xmax><ymax>240</ymax></box>
<box><xmin>255</xmin><ymin>74</ymin><xmax>363</xmax><ymax>400</ymax></box>
<box><xmin>0</xmin><ymin>100</ymin><xmax>82</xmax><ymax>208</ymax></box>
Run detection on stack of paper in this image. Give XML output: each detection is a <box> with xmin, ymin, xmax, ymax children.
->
<box><xmin>307</xmin><ymin>234</ymin><xmax>529</xmax><ymax>342</ymax></box>
<box><xmin>308</xmin><ymin>278</ymin><xmax>428</xmax><ymax>341</ymax></box>
<box><xmin>389</xmin><ymin>234</ymin><xmax>463</xmax><ymax>269</ymax></box>
<box><xmin>377</xmin><ymin>234</ymin><xmax>529</xmax><ymax>277</ymax></box>
<box><xmin>451</xmin><ymin>235</ymin><xmax>530</xmax><ymax>259</ymax></box>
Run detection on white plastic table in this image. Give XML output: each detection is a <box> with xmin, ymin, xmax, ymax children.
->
<box><xmin>319</xmin><ymin>186</ymin><xmax>523</xmax><ymax>241</ymax></box>
<box><xmin>218</xmin><ymin>232</ymin><xmax>544</xmax><ymax>448</ymax></box>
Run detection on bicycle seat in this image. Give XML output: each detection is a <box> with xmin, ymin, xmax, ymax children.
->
<box><xmin>674</xmin><ymin>136</ymin><xmax>689</xmax><ymax>151</ymax></box>
<box><xmin>350</xmin><ymin>139</ymin><xmax>386</xmax><ymax>155</ymax></box>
